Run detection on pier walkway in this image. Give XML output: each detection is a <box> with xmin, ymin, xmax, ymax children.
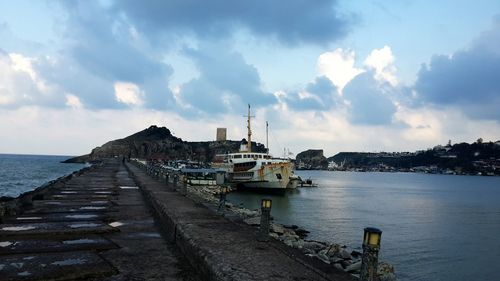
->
<box><xmin>0</xmin><ymin>160</ymin><xmax>198</xmax><ymax>281</ymax></box>
<box><xmin>1</xmin><ymin>159</ymin><xmax>354</xmax><ymax>280</ymax></box>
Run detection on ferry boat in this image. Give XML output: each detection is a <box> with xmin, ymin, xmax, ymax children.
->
<box><xmin>216</xmin><ymin>105</ymin><xmax>299</xmax><ymax>192</ymax></box>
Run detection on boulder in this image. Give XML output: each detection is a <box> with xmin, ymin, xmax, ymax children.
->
<box><xmin>378</xmin><ymin>262</ymin><xmax>395</xmax><ymax>274</ymax></box>
<box><xmin>316</xmin><ymin>252</ymin><xmax>330</xmax><ymax>264</ymax></box>
<box><xmin>338</xmin><ymin>249</ymin><xmax>352</xmax><ymax>260</ymax></box>
<box><xmin>330</xmin><ymin>257</ymin><xmax>344</xmax><ymax>264</ymax></box>
<box><xmin>300</xmin><ymin>247</ymin><xmax>315</xmax><ymax>255</ymax></box>
<box><xmin>325</xmin><ymin>243</ymin><xmax>342</xmax><ymax>257</ymax></box>
<box><xmin>379</xmin><ymin>272</ymin><xmax>397</xmax><ymax>281</ymax></box>
<box><xmin>340</xmin><ymin>260</ymin><xmax>352</xmax><ymax>269</ymax></box>
<box><xmin>302</xmin><ymin>241</ymin><xmax>325</xmax><ymax>253</ymax></box>
<box><xmin>270</xmin><ymin>223</ymin><xmax>285</xmax><ymax>234</ymax></box>
<box><xmin>344</xmin><ymin>261</ymin><xmax>361</xmax><ymax>273</ymax></box>
<box><xmin>351</xmin><ymin>250</ymin><xmax>362</xmax><ymax>258</ymax></box>
<box><xmin>294</xmin><ymin>227</ymin><xmax>310</xmax><ymax>239</ymax></box>
<box><xmin>333</xmin><ymin>263</ymin><xmax>344</xmax><ymax>271</ymax></box>
<box><xmin>378</xmin><ymin>262</ymin><xmax>397</xmax><ymax>281</ymax></box>
<box><xmin>292</xmin><ymin>240</ymin><xmax>305</xmax><ymax>249</ymax></box>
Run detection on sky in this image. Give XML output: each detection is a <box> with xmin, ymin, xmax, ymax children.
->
<box><xmin>1</xmin><ymin>0</ymin><xmax>500</xmax><ymax>157</ymax></box>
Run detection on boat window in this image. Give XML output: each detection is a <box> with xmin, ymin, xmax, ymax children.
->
<box><xmin>234</xmin><ymin>155</ymin><xmax>242</xmax><ymax>159</ymax></box>
<box><xmin>258</xmin><ymin>155</ymin><xmax>262</xmax><ymax>158</ymax></box>
<box><xmin>276</xmin><ymin>173</ymin><xmax>282</xmax><ymax>180</ymax></box>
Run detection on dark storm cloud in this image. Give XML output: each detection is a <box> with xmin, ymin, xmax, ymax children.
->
<box><xmin>179</xmin><ymin>44</ymin><xmax>275</xmax><ymax>115</ymax></box>
<box><xmin>285</xmin><ymin>76</ymin><xmax>341</xmax><ymax>111</ymax></box>
<box><xmin>343</xmin><ymin>72</ymin><xmax>397</xmax><ymax>125</ymax></box>
<box><xmin>112</xmin><ymin>0</ymin><xmax>351</xmax><ymax>45</ymax></box>
<box><xmin>413</xmin><ymin>18</ymin><xmax>500</xmax><ymax>120</ymax></box>
<box><xmin>33</xmin><ymin>55</ymin><xmax>121</xmax><ymax>109</ymax></box>
<box><xmin>34</xmin><ymin>1</ymin><xmax>177</xmax><ymax>109</ymax></box>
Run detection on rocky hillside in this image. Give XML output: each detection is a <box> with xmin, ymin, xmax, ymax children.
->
<box><xmin>295</xmin><ymin>149</ymin><xmax>328</xmax><ymax>170</ymax></box>
<box><xmin>64</xmin><ymin>125</ymin><xmax>266</xmax><ymax>163</ymax></box>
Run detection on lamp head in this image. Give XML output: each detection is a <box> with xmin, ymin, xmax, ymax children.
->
<box><xmin>363</xmin><ymin>227</ymin><xmax>382</xmax><ymax>247</ymax></box>
<box><xmin>261</xmin><ymin>199</ymin><xmax>272</xmax><ymax>209</ymax></box>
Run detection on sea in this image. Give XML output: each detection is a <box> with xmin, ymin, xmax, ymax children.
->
<box><xmin>1</xmin><ymin>155</ymin><xmax>499</xmax><ymax>281</ymax></box>
<box><xmin>228</xmin><ymin>170</ymin><xmax>500</xmax><ymax>281</ymax></box>
<box><xmin>0</xmin><ymin>154</ymin><xmax>86</xmax><ymax>198</ymax></box>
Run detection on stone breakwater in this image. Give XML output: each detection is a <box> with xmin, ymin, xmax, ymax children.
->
<box><xmin>182</xmin><ymin>183</ymin><xmax>397</xmax><ymax>281</ymax></box>
<box><xmin>0</xmin><ymin>165</ymin><xmax>93</xmax><ymax>219</ymax></box>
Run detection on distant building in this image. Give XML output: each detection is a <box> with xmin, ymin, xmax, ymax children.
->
<box><xmin>216</xmin><ymin>128</ymin><xmax>227</xmax><ymax>141</ymax></box>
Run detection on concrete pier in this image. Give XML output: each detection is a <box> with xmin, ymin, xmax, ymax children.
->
<box><xmin>0</xmin><ymin>160</ymin><xmax>198</xmax><ymax>281</ymax></box>
<box><xmin>1</xmin><ymin>159</ymin><xmax>355</xmax><ymax>281</ymax></box>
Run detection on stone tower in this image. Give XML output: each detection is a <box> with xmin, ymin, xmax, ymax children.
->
<box><xmin>216</xmin><ymin>128</ymin><xmax>227</xmax><ymax>141</ymax></box>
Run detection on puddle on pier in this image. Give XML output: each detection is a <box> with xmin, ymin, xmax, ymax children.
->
<box><xmin>0</xmin><ymin>241</ymin><xmax>14</xmax><ymax>247</ymax></box>
<box><xmin>69</xmin><ymin>223</ymin><xmax>101</xmax><ymax>228</ymax></box>
<box><xmin>79</xmin><ymin>206</ymin><xmax>106</xmax><ymax>210</ymax></box>
<box><xmin>108</xmin><ymin>221</ymin><xmax>124</xmax><ymax>227</ymax></box>
<box><xmin>120</xmin><ymin>186</ymin><xmax>139</xmax><ymax>189</ymax></box>
<box><xmin>51</xmin><ymin>258</ymin><xmax>87</xmax><ymax>266</ymax></box>
<box><xmin>16</xmin><ymin>217</ymin><xmax>43</xmax><ymax>220</ymax></box>
<box><xmin>2</xmin><ymin>226</ymin><xmax>36</xmax><ymax>231</ymax></box>
<box><xmin>65</xmin><ymin>214</ymin><xmax>98</xmax><ymax>219</ymax></box>
<box><xmin>62</xmin><ymin>238</ymin><xmax>98</xmax><ymax>245</ymax></box>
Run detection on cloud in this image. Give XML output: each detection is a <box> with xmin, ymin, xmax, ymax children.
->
<box><xmin>283</xmin><ymin>47</ymin><xmax>399</xmax><ymax>123</ymax></box>
<box><xmin>114</xmin><ymin>82</ymin><xmax>144</xmax><ymax>106</ymax></box>
<box><xmin>284</xmin><ymin>76</ymin><xmax>341</xmax><ymax>111</ymax></box>
<box><xmin>0</xmin><ymin>51</ymin><xmax>60</xmax><ymax>108</ymax></box>
<box><xmin>176</xmin><ymin>43</ymin><xmax>275</xmax><ymax>116</ymax></box>
<box><xmin>412</xmin><ymin>18</ymin><xmax>500</xmax><ymax>121</ymax></box>
<box><xmin>343</xmin><ymin>72</ymin><xmax>397</xmax><ymax>125</ymax></box>
<box><xmin>65</xmin><ymin>94</ymin><xmax>83</xmax><ymax>109</ymax></box>
<box><xmin>112</xmin><ymin>0</ymin><xmax>352</xmax><ymax>45</ymax></box>
<box><xmin>10</xmin><ymin>1</ymin><xmax>177</xmax><ymax>110</ymax></box>
<box><xmin>317</xmin><ymin>48</ymin><xmax>364</xmax><ymax>92</ymax></box>
<box><xmin>363</xmin><ymin>46</ymin><xmax>397</xmax><ymax>86</ymax></box>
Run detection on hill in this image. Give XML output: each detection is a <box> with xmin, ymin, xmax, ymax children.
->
<box><xmin>64</xmin><ymin>125</ymin><xmax>266</xmax><ymax>163</ymax></box>
<box><xmin>327</xmin><ymin>140</ymin><xmax>500</xmax><ymax>175</ymax></box>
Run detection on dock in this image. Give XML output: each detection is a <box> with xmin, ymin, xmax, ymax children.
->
<box><xmin>1</xmin><ymin>159</ymin><xmax>355</xmax><ymax>281</ymax></box>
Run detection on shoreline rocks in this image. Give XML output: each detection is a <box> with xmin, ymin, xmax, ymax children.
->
<box><xmin>184</xmin><ymin>183</ymin><xmax>397</xmax><ymax>280</ymax></box>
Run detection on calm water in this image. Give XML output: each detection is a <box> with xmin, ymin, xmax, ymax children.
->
<box><xmin>0</xmin><ymin>154</ymin><xmax>86</xmax><ymax>198</ymax></box>
<box><xmin>227</xmin><ymin>171</ymin><xmax>500</xmax><ymax>281</ymax></box>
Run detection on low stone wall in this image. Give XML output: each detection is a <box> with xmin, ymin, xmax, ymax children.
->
<box><xmin>0</xmin><ymin>165</ymin><xmax>95</xmax><ymax>221</ymax></box>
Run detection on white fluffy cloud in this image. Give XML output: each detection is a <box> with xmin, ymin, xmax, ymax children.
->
<box><xmin>363</xmin><ymin>46</ymin><xmax>398</xmax><ymax>86</ymax></box>
<box><xmin>317</xmin><ymin>48</ymin><xmax>364</xmax><ymax>93</ymax></box>
<box><xmin>114</xmin><ymin>82</ymin><xmax>144</xmax><ymax>106</ymax></box>
<box><xmin>65</xmin><ymin>94</ymin><xmax>83</xmax><ymax>109</ymax></box>
<box><xmin>0</xmin><ymin>53</ymin><xmax>37</xmax><ymax>106</ymax></box>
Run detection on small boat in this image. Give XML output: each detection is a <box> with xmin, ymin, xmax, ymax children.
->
<box><xmin>299</xmin><ymin>178</ymin><xmax>318</xmax><ymax>187</ymax></box>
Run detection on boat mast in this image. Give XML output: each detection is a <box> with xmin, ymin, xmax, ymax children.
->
<box><xmin>245</xmin><ymin>104</ymin><xmax>254</xmax><ymax>153</ymax></box>
<box><xmin>266</xmin><ymin>121</ymin><xmax>269</xmax><ymax>155</ymax></box>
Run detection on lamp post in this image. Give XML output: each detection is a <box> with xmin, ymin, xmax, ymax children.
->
<box><xmin>218</xmin><ymin>186</ymin><xmax>229</xmax><ymax>214</ymax></box>
<box><xmin>173</xmin><ymin>174</ymin><xmax>178</xmax><ymax>191</ymax></box>
<box><xmin>258</xmin><ymin>199</ymin><xmax>272</xmax><ymax>242</ymax></box>
<box><xmin>181</xmin><ymin>175</ymin><xmax>188</xmax><ymax>196</ymax></box>
<box><xmin>360</xmin><ymin>227</ymin><xmax>382</xmax><ymax>281</ymax></box>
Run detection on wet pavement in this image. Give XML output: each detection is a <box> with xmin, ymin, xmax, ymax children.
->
<box><xmin>0</xmin><ymin>160</ymin><xmax>199</xmax><ymax>281</ymax></box>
